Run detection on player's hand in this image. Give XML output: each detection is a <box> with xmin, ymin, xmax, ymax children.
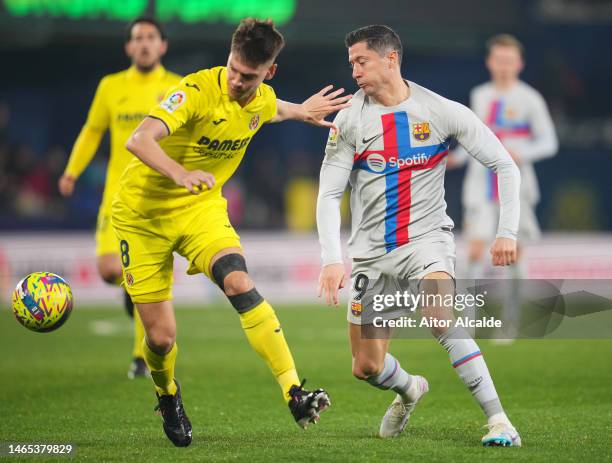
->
<box><xmin>318</xmin><ymin>263</ymin><xmax>346</xmax><ymax>307</ymax></box>
<box><xmin>58</xmin><ymin>174</ymin><xmax>76</xmax><ymax>197</ymax></box>
<box><xmin>302</xmin><ymin>85</ymin><xmax>352</xmax><ymax>130</ymax></box>
<box><xmin>175</xmin><ymin>169</ymin><xmax>215</xmax><ymax>194</ymax></box>
<box><xmin>490</xmin><ymin>237</ymin><xmax>517</xmax><ymax>266</ymax></box>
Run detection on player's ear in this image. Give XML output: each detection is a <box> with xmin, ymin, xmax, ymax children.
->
<box><xmin>388</xmin><ymin>50</ymin><xmax>399</xmax><ymax>68</ymax></box>
<box><xmin>124</xmin><ymin>41</ymin><xmax>132</xmax><ymax>59</ymax></box>
<box><xmin>265</xmin><ymin>63</ymin><xmax>277</xmax><ymax>81</ymax></box>
<box><xmin>159</xmin><ymin>39</ymin><xmax>168</xmax><ymax>57</ymax></box>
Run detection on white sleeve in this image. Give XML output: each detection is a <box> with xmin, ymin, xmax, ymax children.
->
<box><xmin>316</xmin><ymin>109</ymin><xmax>354</xmax><ymax>265</ymax></box>
<box><xmin>316</xmin><ymin>163</ymin><xmax>351</xmax><ymax>265</ymax></box>
<box><xmin>520</xmin><ymin>92</ymin><xmax>558</xmax><ymax>163</ymax></box>
<box><xmin>447</xmin><ymin>100</ymin><xmax>521</xmax><ymax>239</ymax></box>
<box><xmin>447</xmin><ymin>88</ymin><xmax>479</xmax><ymax>168</ymax></box>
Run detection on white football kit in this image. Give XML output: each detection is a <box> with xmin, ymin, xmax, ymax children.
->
<box><xmin>456</xmin><ymin>80</ymin><xmax>558</xmax><ymax>240</ymax></box>
<box><xmin>316</xmin><ymin>81</ymin><xmax>521</xmax><ymax>324</ymax></box>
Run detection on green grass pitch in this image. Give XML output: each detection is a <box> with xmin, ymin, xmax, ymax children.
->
<box><xmin>1</xmin><ymin>304</ymin><xmax>611</xmax><ymax>462</ymax></box>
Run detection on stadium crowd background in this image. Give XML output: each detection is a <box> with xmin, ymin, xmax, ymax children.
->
<box><xmin>0</xmin><ymin>0</ymin><xmax>611</xmax><ymax>234</ymax></box>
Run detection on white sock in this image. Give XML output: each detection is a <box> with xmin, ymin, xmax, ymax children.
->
<box><xmin>365</xmin><ymin>353</ymin><xmax>415</xmax><ymax>401</ymax></box>
<box><xmin>438</xmin><ymin>326</ymin><xmax>504</xmax><ymax>419</ymax></box>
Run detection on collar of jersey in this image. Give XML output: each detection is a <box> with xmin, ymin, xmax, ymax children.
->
<box><xmin>126</xmin><ymin>65</ymin><xmax>166</xmax><ymax>83</ymax></box>
<box><xmin>219</xmin><ymin>66</ymin><xmax>264</xmax><ymax>110</ymax></box>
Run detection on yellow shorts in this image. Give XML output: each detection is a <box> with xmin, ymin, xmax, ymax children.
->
<box><xmin>111</xmin><ymin>198</ymin><xmax>241</xmax><ymax>304</ymax></box>
<box><xmin>95</xmin><ymin>207</ymin><xmax>119</xmax><ymax>256</ymax></box>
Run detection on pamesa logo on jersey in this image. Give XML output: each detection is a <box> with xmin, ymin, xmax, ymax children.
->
<box><xmin>365</xmin><ymin>152</ymin><xmax>430</xmax><ymax>173</ymax></box>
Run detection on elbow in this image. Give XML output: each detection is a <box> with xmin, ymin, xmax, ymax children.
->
<box><xmin>125</xmin><ymin>132</ymin><xmax>140</xmax><ymax>156</ymax></box>
<box><xmin>511</xmin><ymin>161</ymin><xmax>521</xmax><ymax>181</ymax></box>
<box><xmin>125</xmin><ymin>135</ymin><xmax>136</xmax><ymax>154</ymax></box>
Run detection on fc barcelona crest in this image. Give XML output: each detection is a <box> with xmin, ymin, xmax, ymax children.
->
<box><xmin>412</xmin><ymin>122</ymin><xmax>430</xmax><ymax>141</ymax></box>
<box><xmin>351</xmin><ymin>301</ymin><xmax>362</xmax><ymax>317</ymax></box>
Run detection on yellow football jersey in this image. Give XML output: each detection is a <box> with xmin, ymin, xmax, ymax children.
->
<box><xmin>65</xmin><ymin>66</ymin><xmax>181</xmax><ymax>212</ymax></box>
<box><xmin>116</xmin><ymin>66</ymin><xmax>277</xmax><ymax>216</ymax></box>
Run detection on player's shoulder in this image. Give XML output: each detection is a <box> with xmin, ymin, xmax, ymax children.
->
<box><xmin>180</xmin><ymin>67</ymin><xmax>223</xmax><ymax>96</ymax></box>
<box><xmin>516</xmin><ymin>80</ymin><xmax>546</xmax><ymax>101</ymax></box>
<box><xmin>408</xmin><ymin>81</ymin><xmax>473</xmax><ymax>133</ymax></box>
<box><xmin>409</xmin><ymin>80</ymin><xmax>463</xmax><ymax>112</ymax></box>
<box><xmin>98</xmin><ymin>68</ymin><xmax>131</xmax><ymax>88</ymax></box>
<box><xmin>470</xmin><ymin>81</ymin><xmax>493</xmax><ymax>98</ymax></box>
<box><xmin>257</xmin><ymin>81</ymin><xmax>276</xmax><ymax>100</ymax></box>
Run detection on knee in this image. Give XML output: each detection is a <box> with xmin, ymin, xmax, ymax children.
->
<box><xmin>352</xmin><ymin>358</ymin><xmax>383</xmax><ymax>380</ymax></box>
<box><xmin>146</xmin><ymin>328</ymin><xmax>176</xmax><ymax>354</ymax></box>
<box><xmin>97</xmin><ymin>260</ymin><xmax>122</xmax><ymax>284</ymax></box>
<box><xmin>223</xmin><ymin>271</ymin><xmax>253</xmax><ymax>296</ymax></box>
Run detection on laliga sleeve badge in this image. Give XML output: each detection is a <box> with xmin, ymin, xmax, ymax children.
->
<box><xmin>161</xmin><ymin>90</ymin><xmax>186</xmax><ymax>113</ymax></box>
<box><xmin>249</xmin><ymin>114</ymin><xmax>260</xmax><ymax>130</ymax></box>
<box><xmin>326</xmin><ymin>127</ymin><xmax>338</xmax><ymax>149</ymax></box>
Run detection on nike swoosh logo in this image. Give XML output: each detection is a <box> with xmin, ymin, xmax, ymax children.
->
<box><xmin>224</xmin><ymin>224</ymin><xmax>232</xmax><ymax>228</ymax></box>
<box><xmin>213</xmin><ymin>118</ymin><xmax>227</xmax><ymax>125</ymax></box>
<box><xmin>274</xmin><ymin>326</ymin><xmax>282</xmax><ymax>333</ymax></box>
<box><xmin>423</xmin><ymin>261</ymin><xmax>440</xmax><ymax>271</ymax></box>
<box><xmin>362</xmin><ymin>135</ymin><xmax>379</xmax><ymax>144</ymax></box>
<box><xmin>185</xmin><ymin>82</ymin><xmax>200</xmax><ymax>91</ymax></box>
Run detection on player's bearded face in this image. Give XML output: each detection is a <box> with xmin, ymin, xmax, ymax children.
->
<box><xmin>125</xmin><ymin>23</ymin><xmax>167</xmax><ymax>72</ymax></box>
<box><xmin>486</xmin><ymin>45</ymin><xmax>523</xmax><ymax>83</ymax></box>
<box><xmin>348</xmin><ymin>42</ymin><xmax>394</xmax><ymax>96</ymax></box>
<box><xmin>226</xmin><ymin>53</ymin><xmax>276</xmax><ymax>102</ymax></box>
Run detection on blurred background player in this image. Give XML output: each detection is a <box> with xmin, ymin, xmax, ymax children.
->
<box><xmin>115</xmin><ymin>18</ymin><xmax>350</xmax><ymax>446</ymax></box>
<box><xmin>57</xmin><ymin>17</ymin><xmax>182</xmax><ymax>377</ymax></box>
<box><xmin>449</xmin><ymin>34</ymin><xmax>558</xmax><ymax>339</ymax></box>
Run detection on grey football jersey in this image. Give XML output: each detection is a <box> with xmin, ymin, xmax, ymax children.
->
<box><xmin>317</xmin><ymin>81</ymin><xmax>521</xmax><ymax>264</ymax></box>
<box><xmin>457</xmin><ymin>81</ymin><xmax>558</xmax><ymax>207</ymax></box>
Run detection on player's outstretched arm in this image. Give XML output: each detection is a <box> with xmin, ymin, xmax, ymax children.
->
<box><xmin>59</xmin><ymin>125</ymin><xmax>105</xmax><ymax>197</ymax></box>
<box><xmin>59</xmin><ymin>77</ymin><xmax>111</xmax><ymax>197</ymax></box>
<box><xmin>126</xmin><ymin>117</ymin><xmax>215</xmax><ymax>195</ymax></box>
<box><xmin>271</xmin><ymin>85</ymin><xmax>352</xmax><ymax>129</ymax></box>
<box><xmin>447</xmin><ymin>101</ymin><xmax>521</xmax><ymax>267</ymax></box>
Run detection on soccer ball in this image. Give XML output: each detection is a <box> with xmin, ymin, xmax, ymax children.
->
<box><xmin>11</xmin><ymin>272</ymin><xmax>74</xmax><ymax>333</ymax></box>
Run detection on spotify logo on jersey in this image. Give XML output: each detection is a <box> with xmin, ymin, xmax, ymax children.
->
<box><xmin>366</xmin><ymin>153</ymin><xmax>386</xmax><ymax>173</ymax></box>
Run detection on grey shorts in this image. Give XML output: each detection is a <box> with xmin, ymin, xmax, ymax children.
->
<box><xmin>464</xmin><ymin>201</ymin><xmax>540</xmax><ymax>241</ymax></box>
<box><xmin>347</xmin><ymin>228</ymin><xmax>456</xmax><ymax>325</ymax></box>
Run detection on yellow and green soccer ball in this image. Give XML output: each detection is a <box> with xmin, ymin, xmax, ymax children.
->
<box><xmin>11</xmin><ymin>272</ymin><xmax>74</xmax><ymax>333</ymax></box>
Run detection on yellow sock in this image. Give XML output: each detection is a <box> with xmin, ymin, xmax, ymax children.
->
<box><xmin>239</xmin><ymin>301</ymin><xmax>300</xmax><ymax>402</ymax></box>
<box><xmin>142</xmin><ymin>340</ymin><xmax>178</xmax><ymax>396</ymax></box>
<box><xmin>132</xmin><ymin>310</ymin><xmax>145</xmax><ymax>358</ymax></box>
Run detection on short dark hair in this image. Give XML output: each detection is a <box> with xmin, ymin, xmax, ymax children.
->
<box><xmin>125</xmin><ymin>16</ymin><xmax>166</xmax><ymax>43</ymax></box>
<box><xmin>231</xmin><ymin>18</ymin><xmax>285</xmax><ymax>66</ymax></box>
<box><xmin>345</xmin><ymin>25</ymin><xmax>403</xmax><ymax>65</ymax></box>
<box><xmin>486</xmin><ymin>34</ymin><xmax>524</xmax><ymax>58</ymax></box>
